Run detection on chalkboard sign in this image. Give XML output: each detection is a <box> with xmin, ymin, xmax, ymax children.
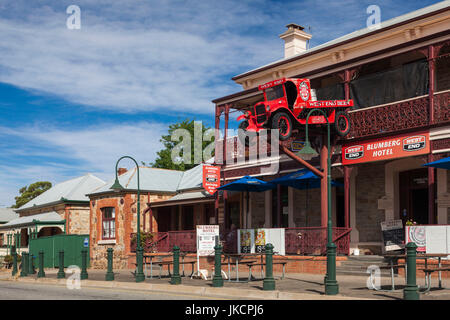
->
<box><xmin>381</xmin><ymin>220</ymin><xmax>405</xmax><ymax>251</ymax></box>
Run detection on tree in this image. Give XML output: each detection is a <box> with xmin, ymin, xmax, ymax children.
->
<box><xmin>150</xmin><ymin>119</ymin><xmax>214</xmax><ymax>171</ymax></box>
<box><xmin>12</xmin><ymin>181</ymin><xmax>52</xmax><ymax>208</ymax></box>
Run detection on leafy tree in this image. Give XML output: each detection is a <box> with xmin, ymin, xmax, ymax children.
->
<box><xmin>12</xmin><ymin>181</ymin><xmax>52</xmax><ymax>208</ymax></box>
<box><xmin>151</xmin><ymin>119</ymin><xmax>214</xmax><ymax>171</ymax></box>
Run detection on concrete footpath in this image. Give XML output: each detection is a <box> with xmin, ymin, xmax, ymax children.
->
<box><xmin>0</xmin><ymin>269</ymin><xmax>448</xmax><ymax>300</ymax></box>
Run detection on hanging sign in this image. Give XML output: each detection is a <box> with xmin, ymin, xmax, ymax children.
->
<box><xmin>342</xmin><ymin>131</ymin><xmax>429</xmax><ymax>165</ymax></box>
<box><xmin>202</xmin><ymin>165</ymin><xmax>221</xmax><ymax>195</ymax></box>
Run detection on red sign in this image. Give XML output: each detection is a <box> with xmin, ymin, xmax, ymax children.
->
<box><xmin>342</xmin><ymin>131</ymin><xmax>429</xmax><ymax>165</ymax></box>
<box><xmin>202</xmin><ymin>165</ymin><xmax>221</xmax><ymax>195</ymax></box>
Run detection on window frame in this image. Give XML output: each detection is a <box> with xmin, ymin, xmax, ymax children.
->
<box><xmin>101</xmin><ymin>207</ymin><xmax>116</xmax><ymax>240</ymax></box>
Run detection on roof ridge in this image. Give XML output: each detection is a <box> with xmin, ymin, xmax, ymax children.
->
<box><xmin>64</xmin><ymin>174</ymin><xmax>90</xmax><ymax>200</ymax></box>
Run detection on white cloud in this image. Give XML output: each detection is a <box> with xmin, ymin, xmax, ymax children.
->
<box><xmin>0</xmin><ymin>122</ymin><xmax>167</xmax><ymax>206</ymax></box>
<box><xmin>0</xmin><ymin>1</ymin><xmax>281</xmax><ymax>114</ymax></box>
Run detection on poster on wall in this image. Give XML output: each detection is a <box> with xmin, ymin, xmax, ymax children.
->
<box><xmin>238</xmin><ymin>229</ymin><xmax>254</xmax><ymax>254</ymax></box>
<box><xmin>381</xmin><ymin>220</ymin><xmax>404</xmax><ymax>252</ymax></box>
<box><xmin>238</xmin><ymin>228</ymin><xmax>286</xmax><ymax>255</ymax></box>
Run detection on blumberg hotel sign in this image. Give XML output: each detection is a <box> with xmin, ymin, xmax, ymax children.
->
<box><xmin>342</xmin><ymin>131</ymin><xmax>429</xmax><ymax>165</ymax></box>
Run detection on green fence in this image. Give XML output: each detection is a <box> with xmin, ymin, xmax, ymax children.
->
<box><xmin>29</xmin><ymin>234</ymin><xmax>90</xmax><ymax>268</ymax></box>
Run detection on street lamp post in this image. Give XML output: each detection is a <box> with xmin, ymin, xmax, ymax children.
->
<box><xmin>297</xmin><ymin>108</ymin><xmax>339</xmax><ymax>295</ymax></box>
<box><xmin>110</xmin><ymin>156</ymin><xmax>145</xmax><ymax>282</ymax></box>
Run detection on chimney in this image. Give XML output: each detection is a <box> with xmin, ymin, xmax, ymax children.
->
<box><xmin>279</xmin><ymin>23</ymin><xmax>312</xmax><ymax>59</ymax></box>
<box><xmin>118</xmin><ymin>168</ymin><xmax>128</xmax><ymax>176</ymax></box>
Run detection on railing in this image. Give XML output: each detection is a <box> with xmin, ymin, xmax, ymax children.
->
<box><xmin>285</xmin><ymin>227</ymin><xmax>351</xmax><ymax>256</ymax></box>
<box><xmin>133</xmin><ymin>227</ymin><xmax>351</xmax><ymax>256</ymax></box>
<box><xmin>434</xmin><ymin>90</ymin><xmax>450</xmax><ymax>124</ymax></box>
<box><xmin>348</xmin><ymin>95</ymin><xmax>429</xmax><ymax>140</ymax></box>
<box><xmin>131</xmin><ymin>230</ymin><xmax>197</xmax><ymax>253</ymax></box>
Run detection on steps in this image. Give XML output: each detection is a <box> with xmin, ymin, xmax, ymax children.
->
<box><xmin>337</xmin><ymin>256</ymin><xmax>398</xmax><ymax>277</ymax></box>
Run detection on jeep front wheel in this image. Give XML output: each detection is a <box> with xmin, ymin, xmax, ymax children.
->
<box><xmin>271</xmin><ymin>112</ymin><xmax>292</xmax><ymax>141</ymax></box>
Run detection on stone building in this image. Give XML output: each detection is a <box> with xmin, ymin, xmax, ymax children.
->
<box><xmin>0</xmin><ymin>173</ymin><xmax>105</xmax><ymax>253</ymax></box>
<box><xmin>87</xmin><ymin>163</ymin><xmax>217</xmax><ymax>269</ymax></box>
<box><xmin>211</xmin><ymin>2</ymin><xmax>450</xmax><ymax>255</ymax></box>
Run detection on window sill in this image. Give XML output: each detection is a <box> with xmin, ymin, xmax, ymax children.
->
<box><xmin>97</xmin><ymin>239</ymin><xmax>116</xmax><ymax>245</ymax></box>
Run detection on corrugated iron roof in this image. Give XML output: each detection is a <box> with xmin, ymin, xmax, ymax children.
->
<box><xmin>0</xmin><ymin>211</ymin><xmax>63</xmax><ymax>229</ymax></box>
<box><xmin>0</xmin><ymin>208</ymin><xmax>19</xmax><ymax>222</ymax></box>
<box><xmin>17</xmin><ymin>174</ymin><xmax>105</xmax><ymax>211</ymax></box>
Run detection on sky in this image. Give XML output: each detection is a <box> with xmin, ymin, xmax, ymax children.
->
<box><xmin>0</xmin><ymin>0</ymin><xmax>443</xmax><ymax>207</ymax></box>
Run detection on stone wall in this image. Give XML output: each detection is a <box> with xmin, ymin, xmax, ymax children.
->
<box><xmin>251</xmin><ymin>192</ymin><xmax>266</xmax><ymax>228</ymax></box>
<box><xmin>67</xmin><ymin>206</ymin><xmax>90</xmax><ymax>234</ymax></box>
<box><xmin>355</xmin><ymin>163</ymin><xmax>386</xmax><ymax>243</ymax></box>
<box><xmin>292</xmin><ymin>187</ymin><xmax>321</xmax><ymax>227</ymax></box>
<box><xmin>90</xmin><ymin>192</ymin><xmax>175</xmax><ymax>269</ymax></box>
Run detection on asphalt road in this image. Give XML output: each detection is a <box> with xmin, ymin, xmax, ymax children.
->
<box><xmin>0</xmin><ymin>281</ymin><xmax>226</xmax><ymax>300</ymax></box>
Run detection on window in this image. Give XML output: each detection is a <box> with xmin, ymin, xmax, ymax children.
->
<box><xmin>102</xmin><ymin>207</ymin><xmax>116</xmax><ymax>240</ymax></box>
<box><xmin>265</xmin><ymin>85</ymin><xmax>285</xmax><ymax>101</ymax></box>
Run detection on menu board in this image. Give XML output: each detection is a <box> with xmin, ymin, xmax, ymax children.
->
<box><xmin>381</xmin><ymin>220</ymin><xmax>404</xmax><ymax>252</ymax></box>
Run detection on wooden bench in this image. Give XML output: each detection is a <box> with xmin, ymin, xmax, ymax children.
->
<box><xmin>419</xmin><ymin>267</ymin><xmax>450</xmax><ymax>293</ymax></box>
<box><xmin>247</xmin><ymin>261</ymin><xmax>288</xmax><ymax>281</ymax></box>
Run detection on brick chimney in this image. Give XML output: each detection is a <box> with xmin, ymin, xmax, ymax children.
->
<box><xmin>118</xmin><ymin>167</ymin><xmax>128</xmax><ymax>176</ymax></box>
<box><xmin>279</xmin><ymin>23</ymin><xmax>312</xmax><ymax>58</ymax></box>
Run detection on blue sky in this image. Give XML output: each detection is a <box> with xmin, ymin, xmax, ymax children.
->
<box><xmin>0</xmin><ymin>0</ymin><xmax>442</xmax><ymax>206</ymax></box>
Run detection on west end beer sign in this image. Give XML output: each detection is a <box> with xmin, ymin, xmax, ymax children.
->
<box><xmin>202</xmin><ymin>165</ymin><xmax>220</xmax><ymax>195</ymax></box>
<box><xmin>342</xmin><ymin>131</ymin><xmax>429</xmax><ymax>165</ymax></box>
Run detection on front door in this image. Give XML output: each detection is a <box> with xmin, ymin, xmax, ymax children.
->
<box><xmin>399</xmin><ymin>168</ymin><xmax>430</xmax><ymax>225</ymax></box>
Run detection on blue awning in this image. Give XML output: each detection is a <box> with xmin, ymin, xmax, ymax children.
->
<box><xmin>423</xmin><ymin>156</ymin><xmax>450</xmax><ymax>170</ymax></box>
<box><xmin>269</xmin><ymin>169</ymin><xmax>342</xmax><ymax>190</ymax></box>
<box><xmin>217</xmin><ymin>176</ymin><xmax>276</xmax><ymax>192</ymax></box>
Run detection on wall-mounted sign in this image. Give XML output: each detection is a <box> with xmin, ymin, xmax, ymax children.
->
<box><xmin>342</xmin><ymin>131</ymin><xmax>429</xmax><ymax>165</ymax></box>
<box><xmin>290</xmin><ymin>140</ymin><xmax>304</xmax><ymax>152</ymax></box>
<box><xmin>202</xmin><ymin>165</ymin><xmax>221</xmax><ymax>195</ymax></box>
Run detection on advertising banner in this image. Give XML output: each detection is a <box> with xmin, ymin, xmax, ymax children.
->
<box><xmin>342</xmin><ymin>131</ymin><xmax>429</xmax><ymax>165</ymax></box>
<box><xmin>238</xmin><ymin>228</ymin><xmax>285</xmax><ymax>255</ymax></box>
<box><xmin>202</xmin><ymin>165</ymin><xmax>220</xmax><ymax>195</ymax></box>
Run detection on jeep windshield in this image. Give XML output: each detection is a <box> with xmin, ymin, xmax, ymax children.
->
<box><xmin>265</xmin><ymin>84</ymin><xmax>284</xmax><ymax>101</ymax></box>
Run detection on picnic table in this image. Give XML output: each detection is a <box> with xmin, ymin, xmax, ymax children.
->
<box><xmin>223</xmin><ymin>253</ymin><xmax>262</xmax><ymax>282</ymax></box>
<box><xmin>378</xmin><ymin>253</ymin><xmax>449</xmax><ymax>292</ymax></box>
<box><xmin>136</xmin><ymin>253</ymin><xmax>196</xmax><ymax>279</ymax></box>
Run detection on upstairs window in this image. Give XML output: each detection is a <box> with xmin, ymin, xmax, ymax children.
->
<box><xmin>102</xmin><ymin>207</ymin><xmax>116</xmax><ymax>240</ymax></box>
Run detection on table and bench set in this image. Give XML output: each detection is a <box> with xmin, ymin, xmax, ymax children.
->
<box><xmin>134</xmin><ymin>252</ymin><xmax>293</xmax><ymax>282</ymax></box>
<box><xmin>369</xmin><ymin>253</ymin><xmax>449</xmax><ymax>293</ymax></box>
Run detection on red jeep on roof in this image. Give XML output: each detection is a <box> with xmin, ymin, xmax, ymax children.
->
<box><xmin>237</xmin><ymin>78</ymin><xmax>353</xmax><ymax>144</ymax></box>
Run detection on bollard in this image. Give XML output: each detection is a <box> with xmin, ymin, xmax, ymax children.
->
<box><xmin>28</xmin><ymin>253</ymin><xmax>36</xmax><ymax>275</ymax></box>
<box><xmin>11</xmin><ymin>246</ymin><xmax>18</xmax><ymax>276</ymax></box>
<box><xmin>81</xmin><ymin>249</ymin><xmax>89</xmax><ymax>280</ymax></box>
<box><xmin>105</xmin><ymin>248</ymin><xmax>114</xmax><ymax>281</ymax></box>
<box><xmin>37</xmin><ymin>250</ymin><xmax>45</xmax><ymax>278</ymax></box>
<box><xmin>135</xmin><ymin>247</ymin><xmax>145</xmax><ymax>283</ymax></box>
<box><xmin>20</xmin><ymin>252</ymin><xmax>29</xmax><ymax>277</ymax></box>
<box><xmin>403</xmin><ymin>242</ymin><xmax>420</xmax><ymax>300</ymax></box>
<box><xmin>57</xmin><ymin>250</ymin><xmax>65</xmax><ymax>279</ymax></box>
<box><xmin>212</xmin><ymin>243</ymin><xmax>224</xmax><ymax>287</ymax></box>
<box><xmin>263</xmin><ymin>243</ymin><xmax>275</xmax><ymax>291</ymax></box>
<box><xmin>170</xmin><ymin>245</ymin><xmax>181</xmax><ymax>285</ymax></box>
<box><xmin>325</xmin><ymin>242</ymin><xmax>339</xmax><ymax>295</ymax></box>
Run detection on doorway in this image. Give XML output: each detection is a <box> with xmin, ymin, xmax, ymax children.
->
<box><xmin>335</xmin><ymin>178</ymin><xmax>345</xmax><ymax>227</ymax></box>
<box><xmin>399</xmin><ymin>168</ymin><xmax>430</xmax><ymax>225</ymax></box>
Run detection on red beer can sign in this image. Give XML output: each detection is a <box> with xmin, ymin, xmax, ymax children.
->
<box><xmin>344</xmin><ymin>145</ymin><xmax>364</xmax><ymax>160</ymax></box>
